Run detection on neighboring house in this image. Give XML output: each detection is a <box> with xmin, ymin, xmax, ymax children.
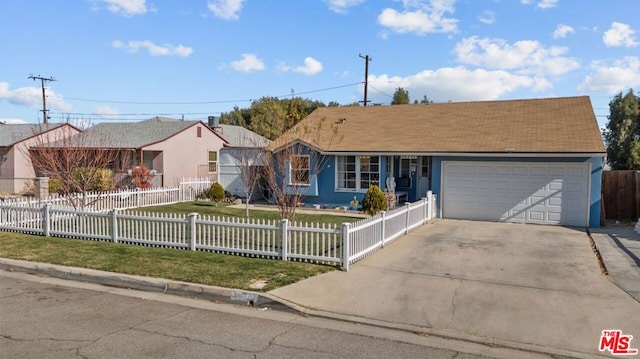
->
<box><xmin>271</xmin><ymin>96</ymin><xmax>606</xmax><ymax>227</ymax></box>
<box><xmin>51</xmin><ymin>117</ymin><xmax>227</xmax><ymax>187</ymax></box>
<box><xmin>212</xmin><ymin>124</ymin><xmax>271</xmax><ymax>200</ymax></box>
<box><xmin>0</xmin><ymin>123</ymin><xmax>80</xmax><ymax>194</ymax></box>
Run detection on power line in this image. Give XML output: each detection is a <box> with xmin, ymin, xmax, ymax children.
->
<box><xmin>63</xmin><ymin>82</ymin><xmax>363</xmax><ymax>106</ymax></box>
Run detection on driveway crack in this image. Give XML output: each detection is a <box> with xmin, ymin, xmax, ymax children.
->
<box><xmin>446</xmin><ymin>279</ymin><xmax>463</xmax><ymax>330</ymax></box>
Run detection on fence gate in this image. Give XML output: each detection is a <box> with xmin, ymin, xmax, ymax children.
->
<box><xmin>602</xmin><ymin>170</ymin><xmax>640</xmax><ymax>222</ymax></box>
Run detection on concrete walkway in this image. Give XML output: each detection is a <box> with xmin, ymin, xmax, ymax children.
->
<box><xmin>270</xmin><ymin>220</ymin><xmax>640</xmax><ymax>358</ymax></box>
<box><xmin>590</xmin><ymin>224</ymin><xmax>640</xmax><ymax>302</ymax></box>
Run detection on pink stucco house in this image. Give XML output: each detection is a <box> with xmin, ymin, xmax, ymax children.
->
<box><xmin>0</xmin><ymin>123</ymin><xmax>81</xmax><ymax>194</ymax></box>
<box><xmin>57</xmin><ymin>117</ymin><xmax>227</xmax><ymax>187</ymax></box>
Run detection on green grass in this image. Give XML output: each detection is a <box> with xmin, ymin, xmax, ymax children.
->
<box><xmin>0</xmin><ymin>202</ymin><xmax>362</xmax><ymax>291</ymax></box>
<box><xmin>133</xmin><ymin>201</ymin><xmax>362</xmax><ymax>227</ymax></box>
<box><xmin>0</xmin><ymin>231</ymin><xmax>334</xmax><ymax>291</ymax></box>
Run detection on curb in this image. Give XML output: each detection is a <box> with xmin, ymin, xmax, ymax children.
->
<box><xmin>0</xmin><ymin>258</ymin><xmax>296</xmax><ymax>313</ymax></box>
<box><xmin>0</xmin><ymin>258</ymin><xmax>607</xmax><ymax>359</ymax></box>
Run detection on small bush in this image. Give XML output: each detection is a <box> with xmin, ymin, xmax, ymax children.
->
<box><xmin>73</xmin><ymin>167</ymin><xmax>115</xmax><ymax>192</ymax></box>
<box><xmin>362</xmin><ymin>185</ymin><xmax>387</xmax><ymax>215</ymax></box>
<box><xmin>208</xmin><ymin>182</ymin><xmax>225</xmax><ymax>204</ymax></box>
<box><xmin>48</xmin><ymin>177</ymin><xmax>61</xmax><ymax>193</ymax></box>
<box><xmin>130</xmin><ymin>165</ymin><xmax>153</xmax><ymax>189</ymax></box>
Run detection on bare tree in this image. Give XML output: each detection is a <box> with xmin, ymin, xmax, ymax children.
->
<box><xmin>263</xmin><ymin>117</ymin><xmax>342</xmax><ymax>222</ymax></box>
<box><xmin>232</xmin><ymin>138</ymin><xmax>266</xmax><ymax>218</ymax></box>
<box><xmin>25</xmin><ymin>125</ymin><xmax>131</xmax><ymax>209</ymax></box>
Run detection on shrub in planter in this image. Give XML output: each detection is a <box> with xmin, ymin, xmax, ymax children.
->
<box><xmin>362</xmin><ymin>185</ymin><xmax>387</xmax><ymax>215</ymax></box>
<box><xmin>73</xmin><ymin>167</ymin><xmax>115</xmax><ymax>191</ymax></box>
<box><xmin>208</xmin><ymin>182</ymin><xmax>225</xmax><ymax>205</ymax></box>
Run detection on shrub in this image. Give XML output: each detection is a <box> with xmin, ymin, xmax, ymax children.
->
<box><xmin>362</xmin><ymin>185</ymin><xmax>387</xmax><ymax>215</ymax></box>
<box><xmin>129</xmin><ymin>165</ymin><xmax>153</xmax><ymax>189</ymax></box>
<box><xmin>73</xmin><ymin>167</ymin><xmax>115</xmax><ymax>192</ymax></box>
<box><xmin>48</xmin><ymin>177</ymin><xmax>61</xmax><ymax>193</ymax></box>
<box><xmin>208</xmin><ymin>182</ymin><xmax>225</xmax><ymax>204</ymax></box>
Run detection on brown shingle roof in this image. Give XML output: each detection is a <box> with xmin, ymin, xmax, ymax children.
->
<box><xmin>273</xmin><ymin>96</ymin><xmax>605</xmax><ymax>154</ymax></box>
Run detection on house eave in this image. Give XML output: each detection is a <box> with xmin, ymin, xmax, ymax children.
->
<box><xmin>318</xmin><ymin>151</ymin><xmax>606</xmax><ymax>158</ymax></box>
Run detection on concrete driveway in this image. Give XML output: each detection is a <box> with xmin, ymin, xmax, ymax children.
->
<box><xmin>270</xmin><ymin>220</ymin><xmax>640</xmax><ymax>358</ymax></box>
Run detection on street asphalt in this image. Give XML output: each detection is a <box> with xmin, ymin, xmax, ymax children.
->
<box><xmin>2</xmin><ymin>219</ymin><xmax>639</xmax><ymax>359</ymax></box>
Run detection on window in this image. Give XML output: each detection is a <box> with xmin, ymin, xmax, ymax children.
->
<box><xmin>197</xmin><ymin>127</ymin><xmax>202</xmax><ymax>138</ymax></box>
<box><xmin>337</xmin><ymin>156</ymin><xmax>356</xmax><ymax>189</ymax></box>
<box><xmin>290</xmin><ymin>155</ymin><xmax>310</xmax><ymax>185</ymax></box>
<box><xmin>336</xmin><ymin>156</ymin><xmax>380</xmax><ymax>191</ymax></box>
<box><xmin>359</xmin><ymin>156</ymin><xmax>380</xmax><ymax>189</ymax></box>
<box><xmin>208</xmin><ymin>151</ymin><xmax>218</xmax><ymax>172</ymax></box>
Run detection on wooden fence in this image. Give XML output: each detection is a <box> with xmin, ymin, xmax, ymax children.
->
<box><xmin>602</xmin><ymin>170</ymin><xmax>640</xmax><ymax>222</ymax></box>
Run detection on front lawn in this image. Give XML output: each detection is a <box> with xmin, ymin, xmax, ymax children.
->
<box><xmin>0</xmin><ymin>231</ymin><xmax>334</xmax><ymax>291</ymax></box>
<box><xmin>131</xmin><ymin>201</ymin><xmax>362</xmax><ymax>227</ymax></box>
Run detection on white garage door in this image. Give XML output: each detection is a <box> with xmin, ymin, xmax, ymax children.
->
<box><xmin>442</xmin><ymin>162</ymin><xmax>590</xmax><ymax>227</ymax></box>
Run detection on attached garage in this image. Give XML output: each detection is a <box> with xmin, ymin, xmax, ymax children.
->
<box><xmin>442</xmin><ymin>161</ymin><xmax>590</xmax><ymax>227</ymax></box>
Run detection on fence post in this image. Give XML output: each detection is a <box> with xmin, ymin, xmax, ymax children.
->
<box><xmin>426</xmin><ymin>191</ymin><xmax>432</xmax><ymax>221</ymax></box>
<box><xmin>42</xmin><ymin>203</ymin><xmax>51</xmax><ymax>237</ymax></box>
<box><xmin>341</xmin><ymin>223</ymin><xmax>351</xmax><ymax>271</ymax></box>
<box><xmin>188</xmin><ymin>212</ymin><xmax>198</xmax><ymax>251</ymax></box>
<box><xmin>380</xmin><ymin>211</ymin><xmax>386</xmax><ymax>247</ymax></box>
<box><xmin>405</xmin><ymin>202</ymin><xmax>411</xmax><ymax>234</ymax></box>
<box><xmin>280</xmin><ymin>219</ymin><xmax>289</xmax><ymax>261</ymax></box>
<box><xmin>136</xmin><ymin>188</ymin><xmax>141</xmax><ymax>208</ymax></box>
<box><xmin>178</xmin><ymin>182</ymin><xmax>184</xmax><ymax>202</ymax></box>
<box><xmin>111</xmin><ymin>209</ymin><xmax>119</xmax><ymax>243</ymax></box>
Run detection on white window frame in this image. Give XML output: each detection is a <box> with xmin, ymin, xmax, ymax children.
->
<box><xmin>289</xmin><ymin>155</ymin><xmax>310</xmax><ymax>186</ymax></box>
<box><xmin>208</xmin><ymin>151</ymin><xmax>218</xmax><ymax>173</ymax></box>
<box><xmin>335</xmin><ymin>155</ymin><xmax>380</xmax><ymax>192</ymax></box>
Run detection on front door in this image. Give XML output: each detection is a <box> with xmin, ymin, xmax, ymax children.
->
<box><xmin>417</xmin><ymin>156</ymin><xmax>431</xmax><ymax>199</ymax></box>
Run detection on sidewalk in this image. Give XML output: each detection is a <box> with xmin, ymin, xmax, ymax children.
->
<box><xmin>590</xmin><ymin>224</ymin><xmax>640</xmax><ymax>302</ymax></box>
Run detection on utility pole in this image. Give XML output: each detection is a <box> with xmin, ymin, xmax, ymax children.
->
<box><xmin>28</xmin><ymin>74</ymin><xmax>56</xmax><ymax>124</ymax></box>
<box><xmin>359</xmin><ymin>54</ymin><xmax>372</xmax><ymax>106</ymax></box>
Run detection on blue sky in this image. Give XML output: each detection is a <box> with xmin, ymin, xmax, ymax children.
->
<box><xmin>1</xmin><ymin>0</ymin><xmax>639</xmax><ymax>130</ymax></box>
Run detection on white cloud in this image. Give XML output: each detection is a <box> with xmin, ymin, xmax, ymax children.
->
<box><xmin>0</xmin><ymin>118</ymin><xmax>27</xmax><ymax>124</ymax></box>
<box><xmin>0</xmin><ymin>82</ymin><xmax>73</xmax><ymax>113</ymax></box>
<box><xmin>294</xmin><ymin>57</ymin><xmax>324</xmax><ymax>76</ymax></box>
<box><xmin>553</xmin><ymin>24</ymin><xmax>575</xmax><ymax>39</ymax></box>
<box><xmin>112</xmin><ymin>40</ymin><xmax>193</xmax><ymax>57</ymax></box>
<box><xmin>520</xmin><ymin>0</ymin><xmax>558</xmax><ymax>9</ymax></box>
<box><xmin>603</xmin><ymin>22</ymin><xmax>639</xmax><ymax>47</ymax></box>
<box><xmin>377</xmin><ymin>0</ymin><xmax>458</xmax><ymax>35</ymax></box>
<box><xmin>207</xmin><ymin>0</ymin><xmax>245</xmax><ymax>20</ymax></box>
<box><xmin>368</xmin><ymin>66</ymin><xmax>551</xmax><ymax>103</ymax></box>
<box><xmin>578</xmin><ymin>57</ymin><xmax>640</xmax><ymax>94</ymax></box>
<box><xmin>454</xmin><ymin>36</ymin><xmax>580</xmax><ymax>76</ymax></box>
<box><xmin>94</xmin><ymin>105</ymin><xmax>121</xmax><ymax>118</ymax></box>
<box><xmin>324</xmin><ymin>0</ymin><xmax>365</xmax><ymax>14</ymax></box>
<box><xmin>92</xmin><ymin>0</ymin><xmax>147</xmax><ymax>16</ymax></box>
<box><xmin>478</xmin><ymin>10</ymin><xmax>495</xmax><ymax>25</ymax></box>
<box><xmin>230</xmin><ymin>53</ymin><xmax>265</xmax><ymax>73</ymax></box>
<box><xmin>537</xmin><ymin>0</ymin><xmax>558</xmax><ymax>9</ymax></box>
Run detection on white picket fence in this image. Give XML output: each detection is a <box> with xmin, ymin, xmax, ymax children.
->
<box><xmin>0</xmin><ymin>191</ymin><xmax>437</xmax><ymax>270</ymax></box>
<box><xmin>0</xmin><ymin>177</ymin><xmax>213</xmax><ymax>212</ymax></box>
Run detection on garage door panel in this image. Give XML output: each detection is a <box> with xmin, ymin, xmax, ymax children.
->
<box><xmin>443</xmin><ymin>162</ymin><xmax>589</xmax><ymax>226</ymax></box>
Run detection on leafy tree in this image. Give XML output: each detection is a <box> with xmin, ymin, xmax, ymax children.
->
<box><xmin>604</xmin><ymin>89</ymin><xmax>640</xmax><ymax>170</ymax></box>
<box><xmin>220</xmin><ymin>106</ymin><xmax>251</xmax><ymax>128</ymax></box>
<box><xmin>362</xmin><ymin>185</ymin><xmax>387</xmax><ymax>215</ymax></box>
<box><xmin>391</xmin><ymin>87</ymin><xmax>410</xmax><ymax>105</ymax></box>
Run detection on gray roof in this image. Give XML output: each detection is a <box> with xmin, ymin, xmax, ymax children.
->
<box><xmin>0</xmin><ymin>123</ymin><xmax>66</xmax><ymax>147</ymax></box>
<box><xmin>66</xmin><ymin>117</ymin><xmax>214</xmax><ymax>148</ymax></box>
<box><xmin>213</xmin><ymin>124</ymin><xmax>270</xmax><ymax>147</ymax></box>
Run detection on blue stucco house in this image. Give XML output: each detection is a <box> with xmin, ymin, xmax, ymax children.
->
<box><xmin>270</xmin><ymin>96</ymin><xmax>606</xmax><ymax>227</ymax></box>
